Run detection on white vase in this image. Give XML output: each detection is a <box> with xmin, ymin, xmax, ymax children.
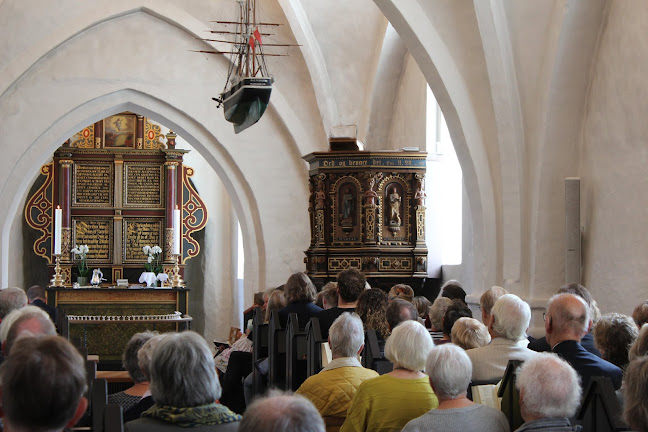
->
<box><xmin>139</xmin><ymin>272</ymin><xmax>157</xmax><ymax>287</ymax></box>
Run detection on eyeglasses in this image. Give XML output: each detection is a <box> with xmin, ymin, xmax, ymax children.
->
<box><xmin>543</xmin><ymin>312</ymin><xmax>550</xmax><ymax>321</ymax></box>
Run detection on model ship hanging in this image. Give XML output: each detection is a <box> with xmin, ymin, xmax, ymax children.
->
<box><xmin>194</xmin><ymin>0</ymin><xmax>295</xmax><ymax>134</ymax></box>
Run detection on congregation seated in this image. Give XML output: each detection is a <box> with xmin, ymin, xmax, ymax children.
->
<box><xmin>0</xmin><ymin>335</ymin><xmax>88</xmax><ymax>431</ymax></box>
<box><xmin>317</xmin><ymin>269</ymin><xmax>365</xmax><ymax>338</ymax></box>
<box><xmin>529</xmin><ymin>283</ymin><xmax>602</xmax><ymax>357</ymax></box>
<box><xmin>109</xmin><ymin>331</ymin><xmax>158</xmax><ymax>412</ymax></box>
<box><xmin>544</xmin><ymin>293</ymin><xmax>623</xmax><ymax>390</ymax></box>
<box><xmin>278</xmin><ymin>272</ymin><xmax>322</xmax><ymax>325</ymax></box>
<box><xmin>387</xmin><ymin>283</ymin><xmax>414</xmax><ymax>302</ymax></box>
<box><xmin>385</xmin><ymin>298</ymin><xmax>418</xmax><ymax>331</ymax></box>
<box><xmin>296</xmin><ymin>313</ymin><xmax>378</xmax><ymax>429</ymax></box>
<box><xmin>242</xmin><ymin>291</ymin><xmax>265</xmax><ymax>330</ymax></box>
<box><xmin>125</xmin><ymin>331</ymin><xmax>241</xmax><ymax>431</ymax></box>
<box><xmin>402</xmin><ymin>343</ymin><xmax>509</xmax><ymax>432</ymax></box>
<box><xmin>316</xmin><ymin>282</ymin><xmax>338</xmax><ymax>310</ymax></box>
<box><xmin>428</xmin><ymin>297</ymin><xmax>452</xmax><ymax>339</ymax></box>
<box><xmin>412</xmin><ymin>295</ymin><xmax>432</xmax><ymax>327</ymax></box>
<box><xmin>592</xmin><ymin>312</ymin><xmax>638</xmax><ymax>370</ymax></box>
<box><xmin>123</xmin><ymin>333</ymin><xmax>165</xmax><ymax>422</ymax></box>
<box><xmin>436</xmin><ymin>299</ymin><xmax>472</xmax><ymax>345</ymax></box>
<box><xmin>480</xmin><ymin>286</ymin><xmax>508</xmax><ymax>328</ymax></box>
<box><xmin>439</xmin><ymin>280</ymin><xmax>467</xmax><ymax>303</ymax></box>
<box><xmin>239</xmin><ymin>390</ymin><xmax>325</xmax><ymax>432</ymax></box>
<box><xmin>356</xmin><ymin>288</ymin><xmax>389</xmax><ymax>339</ymax></box>
<box><xmin>27</xmin><ymin>284</ymin><xmax>57</xmax><ymax>325</ymax></box>
<box><xmin>515</xmin><ymin>353</ymin><xmax>582</xmax><ymax>432</ymax></box>
<box><xmin>632</xmin><ymin>299</ymin><xmax>648</xmax><ymax>328</ymax></box>
<box><xmin>623</xmin><ymin>356</ymin><xmax>648</xmax><ymax>431</ymax></box>
<box><xmin>340</xmin><ymin>320</ymin><xmax>438</xmax><ymax>432</ymax></box>
<box><xmin>629</xmin><ymin>322</ymin><xmax>648</xmax><ymax>361</ymax></box>
<box><xmin>4</xmin><ymin>305</ymin><xmax>56</xmax><ymax>355</ymax></box>
<box><xmin>451</xmin><ymin>317</ymin><xmax>491</xmax><ymax>350</ymax></box>
<box><xmin>467</xmin><ymin>294</ymin><xmax>540</xmax><ymax>382</ymax></box>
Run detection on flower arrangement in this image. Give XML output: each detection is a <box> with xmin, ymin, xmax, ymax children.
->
<box><xmin>70</xmin><ymin>244</ymin><xmax>89</xmax><ymax>277</ymax></box>
<box><xmin>143</xmin><ymin>245</ymin><xmax>163</xmax><ymax>274</ymax></box>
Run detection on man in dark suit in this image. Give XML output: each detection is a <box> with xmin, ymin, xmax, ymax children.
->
<box><xmin>544</xmin><ymin>293</ymin><xmax>622</xmax><ymax>390</ymax></box>
<box><xmin>27</xmin><ymin>285</ymin><xmax>57</xmax><ymax>325</ymax></box>
<box><xmin>529</xmin><ymin>283</ymin><xmax>601</xmax><ymax>357</ymax></box>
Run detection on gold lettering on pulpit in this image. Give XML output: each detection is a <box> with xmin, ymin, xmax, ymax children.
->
<box><xmin>72</xmin><ymin>218</ymin><xmax>113</xmax><ymax>261</ymax></box>
<box><xmin>123</xmin><ymin>219</ymin><xmax>162</xmax><ymax>262</ymax></box>
<box><xmin>124</xmin><ymin>165</ymin><xmax>163</xmax><ymax>206</ymax></box>
<box><xmin>73</xmin><ymin>164</ymin><xmax>113</xmax><ymax>206</ymax></box>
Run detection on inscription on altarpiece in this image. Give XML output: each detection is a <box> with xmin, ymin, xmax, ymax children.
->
<box><xmin>124</xmin><ymin>164</ymin><xmax>163</xmax><ymax>207</ymax></box>
<box><xmin>73</xmin><ymin>164</ymin><xmax>113</xmax><ymax>206</ymax></box>
<box><xmin>73</xmin><ymin>218</ymin><xmax>113</xmax><ymax>261</ymax></box>
<box><xmin>123</xmin><ymin>219</ymin><xmax>162</xmax><ymax>263</ymax></box>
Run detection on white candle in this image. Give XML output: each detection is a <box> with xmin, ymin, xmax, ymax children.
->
<box><xmin>173</xmin><ymin>206</ymin><xmax>181</xmax><ymax>255</ymax></box>
<box><xmin>54</xmin><ymin>206</ymin><xmax>62</xmax><ymax>255</ymax></box>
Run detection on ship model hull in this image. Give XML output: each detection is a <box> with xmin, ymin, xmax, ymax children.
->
<box><xmin>221</xmin><ymin>77</ymin><xmax>273</xmax><ymax>134</ymax></box>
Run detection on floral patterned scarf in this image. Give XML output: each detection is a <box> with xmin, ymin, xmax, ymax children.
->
<box><xmin>142</xmin><ymin>402</ymin><xmax>241</xmax><ymax>427</ymax></box>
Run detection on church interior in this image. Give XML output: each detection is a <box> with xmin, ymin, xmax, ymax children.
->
<box><xmin>1</xmin><ymin>0</ymin><xmax>646</xmax><ymax>349</ymax></box>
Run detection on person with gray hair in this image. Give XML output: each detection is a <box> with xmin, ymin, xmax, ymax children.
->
<box><xmin>544</xmin><ymin>293</ymin><xmax>622</xmax><ymax>389</ymax></box>
<box><xmin>623</xmin><ymin>356</ymin><xmax>648</xmax><ymax>432</ymax></box>
<box><xmin>341</xmin><ymin>320</ymin><xmax>438</xmax><ymax>431</ymax></box>
<box><xmin>480</xmin><ymin>285</ymin><xmax>508</xmax><ymax>326</ymax></box>
<box><xmin>515</xmin><ymin>353</ymin><xmax>582</xmax><ymax>431</ymax></box>
<box><xmin>108</xmin><ymin>331</ymin><xmax>158</xmax><ymax>412</ymax></box>
<box><xmin>467</xmin><ymin>294</ymin><xmax>540</xmax><ymax>381</ymax></box>
<box><xmin>125</xmin><ymin>331</ymin><xmax>241</xmax><ymax>431</ymax></box>
<box><xmin>123</xmin><ymin>333</ymin><xmax>166</xmax><ymax>423</ymax></box>
<box><xmin>239</xmin><ymin>390</ymin><xmax>325</xmax><ymax>432</ymax></box>
<box><xmin>0</xmin><ymin>335</ymin><xmax>88</xmax><ymax>432</ymax></box>
<box><xmin>451</xmin><ymin>317</ymin><xmax>491</xmax><ymax>350</ymax></box>
<box><xmin>296</xmin><ymin>313</ymin><xmax>378</xmax><ymax>423</ymax></box>
<box><xmin>402</xmin><ymin>344</ymin><xmax>508</xmax><ymax>432</ymax></box>
<box><xmin>0</xmin><ymin>287</ymin><xmax>27</xmax><ymax>320</ymax></box>
<box><xmin>4</xmin><ymin>305</ymin><xmax>56</xmax><ymax>356</ymax></box>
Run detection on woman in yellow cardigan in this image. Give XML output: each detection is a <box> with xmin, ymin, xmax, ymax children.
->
<box><xmin>340</xmin><ymin>320</ymin><xmax>438</xmax><ymax>432</ymax></box>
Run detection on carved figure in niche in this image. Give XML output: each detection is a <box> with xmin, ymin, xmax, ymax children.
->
<box><xmin>315</xmin><ymin>180</ymin><xmax>326</xmax><ymax>210</ymax></box>
<box><xmin>342</xmin><ymin>187</ymin><xmax>354</xmax><ymax>219</ymax></box>
<box><xmin>364</xmin><ymin>176</ymin><xmax>378</xmax><ymax>205</ymax></box>
<box><xmin>389</xmin><ymin>187</ymin><xmax>402</xmax><ymax>226</ymax></box>
<box><xmin>415</xmin><ymin>178</ymin><xmax>426</xmax><ymax>206</ymax></box>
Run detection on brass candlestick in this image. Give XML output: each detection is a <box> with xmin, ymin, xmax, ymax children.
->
<box><xmin>50</xmin><ymin>254</ymin><xmax>65</xmax><ymax>287</ymax></box>
<box><xmin>170</xmin><ymin>254</ymin><xmax>185</xmax><ymax>287</ymax></box>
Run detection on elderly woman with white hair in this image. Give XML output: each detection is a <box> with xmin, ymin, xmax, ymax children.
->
<box><xmin>402</xmin><ymin>344</ymin><xmax>508</xmax><ymax>432</ymax></box>
<box><xmin>515</xmin><ymin>353</ymin><xmax>582</xmax><ymax>432</ymax></box>
<box><xmin>340</xmin><ymin>320</ymin><xmax>438</xmax><ymax>432</ymax></box>
<box><xmin>125</xmin><ymin>331</ymin><xmax>241</xmax><ymax>431</ymax></box>
<box><xmin>451</xmin><ymin>317</ymin><xmax>491</xmax><ymax>350</ymax></box>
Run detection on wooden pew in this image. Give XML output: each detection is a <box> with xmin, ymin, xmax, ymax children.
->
<box><xmin>252</xmin><ymin>306</ymin><xmax>269</xmax><ymax>396</ymax></box>
<box><xmin>268</xmin><ymin>309</ymin><xmax>286</xmax><ymax>389</ymax></box>
<box><xmin>574</xmin><ymin>376</ymin><xmax>629</xmax><ymax>432</ymax></box>
<box><xmin>103</xmin><ymin>404</ymin><xmax>124</xmax><ymax>432</ymax></box>
<box><xmin>92</xmin><ymin>378</ymin><xmax>108</xmax><ymax>432</ymax></box>
<box><xmin>286</xmin><ymin>313</ymin><xmax>308</xmax><ymax>391</ymax></box>
<box><xmin>498</xmin><ymin>360</ymin><xmax>523</xmax><ymax>431</ymax></box>
<box><xmin>306</xmin><ymin>317</ymin><xmax>326</xmax><ymax>377</ymax></box>
<box><xmin>361</xmin><ymin>330</ymin><xmax>392</xmax><ymax>375</ymax></box>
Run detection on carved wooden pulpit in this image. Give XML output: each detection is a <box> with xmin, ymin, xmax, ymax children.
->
<box><xmin>303</xmin><ymin>144</ymin><xmax>428</xmax><ymax>287</ymax></box>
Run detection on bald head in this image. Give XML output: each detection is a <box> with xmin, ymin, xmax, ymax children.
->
<box><xmin>240</xmin><ymin>391</ymin><xmax>324</xmax><ymax>432</ymax></box>
<box><xmin>545</xmin><ymin>293</ymin><xmax>590</xmax><ymax>347</ymax></box>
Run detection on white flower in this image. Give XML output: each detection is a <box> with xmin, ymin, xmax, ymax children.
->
<box><xmin>147</xmin><ymin>256</ymin><xmax>153</xmax><ymax>263</ymax></box>
<box><xmin>80</xmin><ymin>245</ymin><xmax>89</xmax><ymax>254</ymax></box>
<box><xmin>71</xmin><ymin>246</ymin><xmax>80</xmax><ymax>255</ymax></box>
<box><xmin>143</xmin><ymin>245</ymin><xmax>151</xmax><ymax>255</ymax></box>
<box><xmin>151</xmin><ymin>245</ymin><xmax>162</xmax><ymax>254</ymax></box>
